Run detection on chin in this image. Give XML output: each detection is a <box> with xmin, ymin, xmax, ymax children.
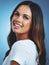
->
<box><xmin>12</xmin><ymin>29</ymin><xmax>22</xmax><ymax>34</ymax></box>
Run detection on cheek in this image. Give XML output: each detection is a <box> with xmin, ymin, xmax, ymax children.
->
<box><xmin>25</xmin><ymin>20</ymin><xmax>32</xmax><ymax>28</ymax></box>
<box><xmin>11</xmin><ymin>16</ymin><xmax>15</xmax><ymax>22</ymax></box>
<box><xmin>11</xmin><ymin>15</ymin><xmax>17</xmax><ymax>22</ymax></box>
<box><xmin>22</xmin><ymin>21</ymin><xmax>32</xmax><ymax>32</ymax></box>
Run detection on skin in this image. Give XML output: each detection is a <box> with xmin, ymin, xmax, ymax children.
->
<box><xmin>11</xmin><ymin>5</ymin><xmax>32</xmax><ymax>40</ymax></box>
<box><xmin>11</xmin><ymin>5</ymin><xmax>32</xmax><ymax>65</ymax></box>
<box><xmin>10</xmin><ymin>61</ymin><xmax>20</xmax><ymax>65</ymax></box>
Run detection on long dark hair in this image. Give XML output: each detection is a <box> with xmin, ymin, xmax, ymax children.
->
<box><xmin>4</xmin><ymin>1</ymin><xmax>46</xmax><ymax>65</ymax></box>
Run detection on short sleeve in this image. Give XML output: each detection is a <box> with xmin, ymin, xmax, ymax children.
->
<box><xmin>9</xmin><ymin>40</ymin><xmax>39</xmax><ymax>65</ymax></box>
<box><xmin>9</xmin><ymin>42</ymin><xmax>26</xmax><ymax>65</ymax></box>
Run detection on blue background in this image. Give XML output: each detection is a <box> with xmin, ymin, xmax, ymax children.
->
<box><xmin>0</xmin><ymin>0</ymin><xmax>49</xmax><ymax>65</ymax></box>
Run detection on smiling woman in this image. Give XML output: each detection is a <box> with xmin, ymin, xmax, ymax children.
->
<box><xmin>11</xmin><ymin>5</ymin><xmax>32</xmax><ymax>35</ymax></box>
<box><xmin>2</xmin><ymin>1</ymin><xmax>46</xmax><ymax>65</ymax></box>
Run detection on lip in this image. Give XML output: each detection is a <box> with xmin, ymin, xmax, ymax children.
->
<box><xmin>13</xmin><ymin>20</ymin><xmax>23</xmax><ymax>29</ymax></box>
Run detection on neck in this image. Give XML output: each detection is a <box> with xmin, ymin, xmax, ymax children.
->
<box><xmin>15</xmin><ymin>33</ymin><xmax>30</xmax><ymax>41</ymax></box>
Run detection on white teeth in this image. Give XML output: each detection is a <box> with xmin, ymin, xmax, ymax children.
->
<box><xmin>13</xmin><ymin>21</ymin><xmax>23</xmax><ymax>29</ymax></box>
<box><xmin>13</xmin><ymin>23</ymin><xmax>22</xmax><ymax>29</ymax></box>
<box><xmin>15</xmin><ymin>24</ymin><xmax>21</xmax><ymax>27</ymax></box>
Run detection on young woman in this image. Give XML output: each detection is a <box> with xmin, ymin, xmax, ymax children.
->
<box><xmin>2</xmin><ymin>1</ymin><xmax>46</xmax><ymax>65</ymax></box>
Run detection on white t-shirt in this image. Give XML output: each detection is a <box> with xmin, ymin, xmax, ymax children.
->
<box><xmin>2</xmin><ymin>39</ymin><xmax>39</xmax><ymax>65</ymax></box>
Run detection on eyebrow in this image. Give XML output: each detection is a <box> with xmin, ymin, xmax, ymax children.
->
<box><xmin>24</xmin><ymin>14</ymin><xmax>31</xmax><ymax>18</ymax></box>
<box><xmin>14</xmin><ymin>11</ymin><xmax>19</xmax><ymax>13</ymax></box>
<box><xmin>15</xmin><ymin>11</ymin><xmax>31</xmax><ymax>18</ymax></box>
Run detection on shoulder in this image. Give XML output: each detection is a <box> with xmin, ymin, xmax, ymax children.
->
<box><xmin>12</xmin><ymin>39</ymin><xmax>37</xmax><ymax>49</ymax></box>
<box><xmin>13</xmin><ymin>39</ymin><xmax>36</xmax><ymax>46</ymax></box>
<box><xmin>9</xmin><ymin>40</ymin><xmax>38</xmax><ymax>65</ymax></box>
<box><xmin>11</xmin><ymin>39</ymin><xmax>37</xmax><ymax>54</ymax></box>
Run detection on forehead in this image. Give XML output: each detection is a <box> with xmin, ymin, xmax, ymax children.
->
<box><xmin>15</xmin><ymin>5</ymin><xmax>32</xmax><ymax>16</ymax></box>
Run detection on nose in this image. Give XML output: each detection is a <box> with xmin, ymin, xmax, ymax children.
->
<box><xmin>17</xmin><ymin>16</ymin><xmax>23</xmax><ymax>23</ymax></box>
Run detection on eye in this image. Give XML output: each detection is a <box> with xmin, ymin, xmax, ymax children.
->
<box><xmin>14</xmin><ymin>12</ymin><xmax>19</xmax><ymax>16</ymax></box>
<box><xmin>23</xmin><ymin>15</ymin><xmax>29</xmax><ymax>20</ymax></box>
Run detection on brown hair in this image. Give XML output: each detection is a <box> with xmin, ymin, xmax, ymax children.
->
<box><xmin>4</xmin><ymin>1</ymin><xmax>46</xmax><ymax>65</ymax></box>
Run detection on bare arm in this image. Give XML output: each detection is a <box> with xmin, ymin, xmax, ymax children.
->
<box><xmin>10</xmin><ymin>61</ymin><xmax>20</xmax><ymax>65</ymax></box>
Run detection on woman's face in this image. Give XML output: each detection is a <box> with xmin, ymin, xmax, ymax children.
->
<box><xmin>11</xmin><ymin>5</ymin><xmax>32</xmax><ymax>35</ymax></box>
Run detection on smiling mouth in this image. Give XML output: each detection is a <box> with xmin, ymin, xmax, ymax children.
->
<box><xmin>13</xmin><ymin>20</ymin><xmax>23</xmax><ymax>29</ymax></box>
